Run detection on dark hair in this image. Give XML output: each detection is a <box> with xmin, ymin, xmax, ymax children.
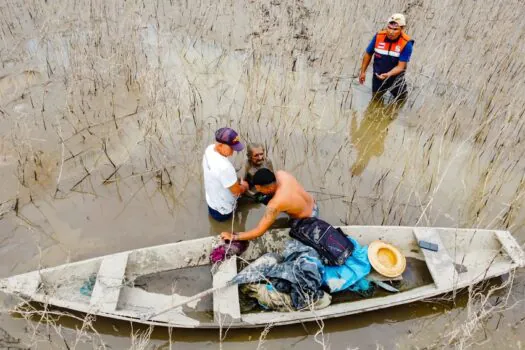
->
<box><xmin>253</xmin><ymin>168</ymin><xmax>276</xmax><ymax>186</ymax></box>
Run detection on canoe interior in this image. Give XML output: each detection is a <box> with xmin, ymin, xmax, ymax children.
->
<box><xmin>1</xmin><ymin>226</ymin><xmax>523</xmax><ymax>328</ymax></box>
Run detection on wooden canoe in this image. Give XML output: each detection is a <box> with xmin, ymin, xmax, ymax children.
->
<box><xmin>1</xmin><ymin>226</ymin><xmax>524</xmax><ymax>328</ymax></box>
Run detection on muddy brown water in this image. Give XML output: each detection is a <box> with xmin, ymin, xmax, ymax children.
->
<box><xmin>2</xmin><ymin>0</ymin><xmax>525</xmax><ymax>348</ymax></box>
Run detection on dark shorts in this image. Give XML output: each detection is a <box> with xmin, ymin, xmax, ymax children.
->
<box><xmin>208</xmin><ymin>206</ymin><xmax>233</xmax><ymax>222</ymax></box>
<box><xmin>372</xmin><ymin>74</ymin><xmax>408</xmax><ymax>101</ymax></box>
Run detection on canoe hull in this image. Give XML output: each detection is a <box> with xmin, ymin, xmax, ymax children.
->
<box><xmin>1</xmin><ymin>226</ymin><xmax>523</xmax><ymax>328</ymax></box>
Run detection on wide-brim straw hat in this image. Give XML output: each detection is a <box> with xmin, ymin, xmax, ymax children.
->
<box><xmin>368</xmin><ymin>240</ymin><xmax>406</xmax><ymax>277</ymax></box>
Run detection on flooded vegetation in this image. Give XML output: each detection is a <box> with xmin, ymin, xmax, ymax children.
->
<box><xmin>1</xmin><ymin>0</ymin><xmax>525</xmax><ymax>348</ymax></box>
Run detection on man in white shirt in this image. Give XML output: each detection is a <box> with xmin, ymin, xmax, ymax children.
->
<box><xmin>203</xmin><ymin>127</ymin><xmax>249</xmax><ymax>221</ymax></box>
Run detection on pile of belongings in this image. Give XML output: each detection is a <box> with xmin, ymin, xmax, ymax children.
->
<box><xmin>227</xmin><ymin>218</ymin><xmax>374</xmax><ymax>311</ymax></box>
<box><xmin>231</xmin><ymin>240</ymin><xmax>332</xmax><ymax>311</ymax></box>
<box><xmin>210</xmin><ymin>218</ymin><xmax>407</xmax><ymax>312</ymax></box>
<box><xmin>289</xmin><ymin>217</ymin><xmax>374</xmax><ymax>294</ymax></box>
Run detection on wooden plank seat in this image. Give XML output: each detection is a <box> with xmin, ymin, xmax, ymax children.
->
<box><xmin>494</xmin><ymin>230</ymin><xmax>525</xmax><ymax>267</ymax></box>
<box><xmin>90</xmin><ymin>252</ymin><xmax>129</xmax><ymax>312</ymax></box>
<box><xmin>413</xmin><ymin>228</ymin><xmax>456</xmax><ymax>289</ymax></box>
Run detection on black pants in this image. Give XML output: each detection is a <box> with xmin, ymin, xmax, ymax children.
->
<box><xmin>372</xmin><ymin>73</ymin><xmax>408</xmax><ymax>102</ymax></box>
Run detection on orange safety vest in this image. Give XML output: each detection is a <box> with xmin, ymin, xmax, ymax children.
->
<box><xmin>373</xmin><ymin>31</ymin><xmax>412</xmax><ymax>74</ymax></box>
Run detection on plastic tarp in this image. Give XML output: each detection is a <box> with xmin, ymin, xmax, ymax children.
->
<box><xmin>321</xmin><ymin>237</ymin><xmax>372</xmax><ymax>293</ymax></box>
<box><xmin>232</xmin><ymin>239</ymin><xmax>325</xmax><ymax>310</ymax></box>
<box><xmin>233</xmin><ymin>237</ymin><xmax>372</xmax><ymax>309</ymax></box>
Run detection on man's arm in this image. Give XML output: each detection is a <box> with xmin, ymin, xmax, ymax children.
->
<box><xmin>376</xmin><ymin>40</ymin><xmax>412</xmax><ymax>80</ymax></box>
<box><xmin>220</xmin><ymin>163</ymin><xmax>248</xmax><ymax>196</ymax></box>
<box><xmin>375</xmin><ymin>61</ymin><xmax>407</xmax><ymax>80</ymax></box>
<box><xmin>221</xmin><ymin>205</ymin><xmax>280</xmax><ymax>241</ymax></box>
<box><xmin>229</xmin><ymin>180</ymin><xmax>249</xmax><ymax>196</ymax></box>
<box><xmin>359</xmin><ymin>52</ymin><xmax>373</xmax><ymax>84</ymax></box>
<box><xmin>359</xmin><ymin>35</ymin><xmax>376</xmax><ymax>84</ymax></box>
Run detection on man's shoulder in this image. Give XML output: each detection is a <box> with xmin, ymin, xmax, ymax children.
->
<box><xmin>399</xmin><ymin>39</ymin><xmax>414</xmax><ymax>62</ymax></box>
<box><xmin>275</xmin><ymin>169</ymin><xmax>286</xmax><ymax>180</ymax></box>
<box><xmin>203</xmin><ymin>144</ymin><xmax>216</xmax><ymax>159</ymax></box>
<box><xmin>276</xmin><ymin>169</ymin><xmax>298</xmax><ymax>182</ymax></box>
<box><xmin>401</xmin><ymin>32</ymin><xmax>412</xmax><ymax>41</ymax></box>
<box><xmin>216</xmin><ymin>157</ymin><xmax>235</xmax><ymax>171</ymax></box>
<box><xmin>205</xmin><ymin>149</ymin><xmax>234</xmax><ymax>170</ymax></box>
<box><xmin>266</xmin><ymin>195</ymin><xmax>285</xmax><ymax>213</ymax></box>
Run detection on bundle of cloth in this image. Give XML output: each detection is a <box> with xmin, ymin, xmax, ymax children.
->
<box><xmin>231</xmin><ymin>240</ymin><xmax>327</xmax><ymax>310</ymax></box>
<box><xmin>229</xmin><ymin>238</ymin><xmax>372</xmax><ymax>311</ymax></box>
<box><xmin>210</xmin><ymin>240</ymin><xmax>249</xmax><ymax>264</ymax></box>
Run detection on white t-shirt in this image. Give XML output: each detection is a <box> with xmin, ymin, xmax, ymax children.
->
<box><xmin>202</xmin><ymin>144</ymin><xmax>238</xmax><ymax>214</ymax></box>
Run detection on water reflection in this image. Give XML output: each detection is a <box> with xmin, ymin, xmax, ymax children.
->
<box><xmin>350</xmin><ymin>99</ymin><xmax>402</xmax><ymax>176</ymax></box>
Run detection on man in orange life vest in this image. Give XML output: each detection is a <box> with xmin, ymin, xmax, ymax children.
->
<box><xmin>359</xmin><ymin>13</ymin><xmax>414</xmax><ymax>102</ymax></box>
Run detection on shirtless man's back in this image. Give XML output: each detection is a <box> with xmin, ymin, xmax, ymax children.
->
<box><xmin>220</xmin><ymin>169</ymin><xmax>318</xmax><ymax>241</ymax></box>
<box><xmin>271</xmin><ymin>171</ymin><xmax>314</xmax><ymax>219</ymax></box>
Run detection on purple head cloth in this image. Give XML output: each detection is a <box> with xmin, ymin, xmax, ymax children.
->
<box><xmin>210</xmin><ymin>240</ymin><xmax>249</xmax><ymax>264</ymax></box>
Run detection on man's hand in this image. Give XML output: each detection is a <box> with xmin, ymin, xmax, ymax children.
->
<box><xmin>229</xmin><ymin>180</ymin><xmax>249</xmax><ymax>196</ymax></box>
<box><xmin>220</xmin><ymin>231</ymin><xmax>234</xmax><ymax>241</ymax></box>
<box><xmin>359</xmin><ymin>71</ymin><xmax>366</xmax><ymax>84</ymax></box>
<box><xmin>240</xmin><ymin>179</ymin><xmax>249</xmax><ymax>192</ymax></box>
<box><xmin>375</xmin><ymin>72</ymin><xmax>390</xmax><ymax>80</ymax></box>
<box><xmin>359</xmin><ymin>52</ymin><xmax>372</xmax><ymax>85</ymax></box>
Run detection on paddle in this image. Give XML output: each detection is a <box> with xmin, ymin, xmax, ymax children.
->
<box><xmin>141</xmin><ymin>282</ymin><xmax>233</xmax><ymax>320</ymax></box>
<box><xmin>142</xmin><ymin>254</ymin><xmax>279</xmax><ymax>321</ymax></box>
<box><xmin>372</xmin><ymin>280</ymin><xmax>399</xmax><ymax>293</ymax></box>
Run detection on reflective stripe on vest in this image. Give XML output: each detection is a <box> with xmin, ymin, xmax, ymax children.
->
<box><xmin>374</xmin><ymin>48</ymin><xmax>400</xmax><ymax>57</ymax></box>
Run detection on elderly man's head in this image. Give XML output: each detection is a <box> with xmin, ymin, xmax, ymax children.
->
<box><xmin>247</xmin><ymin>143</ymin><xmax>266</xmax><ymax>167</ymax></box>
<box><xmin>386</xmin><ymin>13</ymin><xmax>406</xmax><ymax>40</ymax></box>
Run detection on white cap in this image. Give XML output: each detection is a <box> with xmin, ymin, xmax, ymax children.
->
<box><xmin>388</xmin><ymin>13</ymin><xmax>406</xmax><ymax>27</ymax></box>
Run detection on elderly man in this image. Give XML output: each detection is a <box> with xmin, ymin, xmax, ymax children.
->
<box><xmin>243</xmin><ymin>143</ymin><xmax>274</xmax><ymax>188</ymax></box>
<box><xmin>203</xmin><ymin>127</ymin><xmax>249</xmax><ymax>222</ymax></box>
<box><xmin>359</xmin><ymin>13</ymin><xmax>414</xmax><ymax>101</ymax></box>
<box><xmin>241</xmin><ymin>143</ymin><xmax>274</xmax><ymax>204</ymax></box>
<box><xmin>220</xmin><ymin>168</ymin><xmax>318</xmax><ymax>241</ymax></box>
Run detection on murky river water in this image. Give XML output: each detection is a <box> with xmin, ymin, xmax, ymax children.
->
<box><xmin>1</xmin><ymin>0</ymin><xmax>525</xmax><ymax>348</ymax></box>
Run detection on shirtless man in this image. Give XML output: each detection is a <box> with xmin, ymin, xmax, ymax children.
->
<box><xmin>220</xmin><ymin>168</ymin><xmax>318</xmax><ymax>241</ymax></box>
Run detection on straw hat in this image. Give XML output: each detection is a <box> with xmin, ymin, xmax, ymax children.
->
<box><xmin>368</xmin><ymin>240</ymin><xmax>406</xmax><ymax>277</ymax></box>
